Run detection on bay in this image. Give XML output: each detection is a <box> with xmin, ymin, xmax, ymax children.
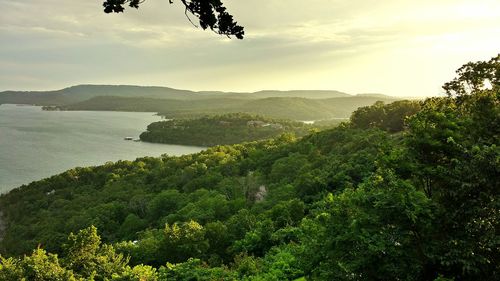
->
<box><xmin>0</xmin><ymin>104</ymin><xmax>204</xmax><ymax>193</ymax></box>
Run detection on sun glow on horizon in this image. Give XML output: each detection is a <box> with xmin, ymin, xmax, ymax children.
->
<box><xmin>0</xmin><ymin>0</ymin><xmax>499</xmax><ymax>97</ymax></box>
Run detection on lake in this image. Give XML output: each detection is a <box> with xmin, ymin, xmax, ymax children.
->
<box><xmin>0</xmin><ymin>104</ymin><xmax>205</xmax><ymax>193</ymax></box>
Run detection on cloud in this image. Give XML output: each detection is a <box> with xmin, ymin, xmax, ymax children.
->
<box><xmin>0</xmin><ymin>0</ymin><xmax>499</xmax><ymax>97</ymax></box>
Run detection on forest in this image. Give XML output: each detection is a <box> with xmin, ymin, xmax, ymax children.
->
<box><xmin>0</xmin><ymin>86</ymin><xmax>396</xmax><ymax>121</ymax></box>
<box><xmin>57</xmin><ymin>95</ymin><xmax>395</xmax><ymax>121</ymax></box>
<box><xmin>0</xmin><ymin>55</ymin><xmax>498</xmax><ymax>280</ymax></box>
<box><xmin>139</xmin><ymin>113</ymin><xmax>315</xmax><ymax>146</ymax></box>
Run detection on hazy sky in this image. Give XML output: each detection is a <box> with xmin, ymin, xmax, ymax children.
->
<box><xmin>1</xmin><ymin>0</ymin><xmax>499</xmax><ymax>97</ymax></box>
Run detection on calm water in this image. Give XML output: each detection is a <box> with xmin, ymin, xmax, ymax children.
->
<box><xmin>0</xmin><ymin>104</ymin><xmax>204</xmax><ymax>193</ymax></box>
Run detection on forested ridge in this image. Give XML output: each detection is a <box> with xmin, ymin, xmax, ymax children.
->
<box><xmin>139</xmin><ymin>113</ymin><xmax>315</xmax><ymax>146</ymax></box>
<box><xmin>0</xmin><ymin>56</ymin><xmax>498</xmax><ymax>280</ymax></box>
<box><xmin>1</xmin><ymin>85</ymin><xmax>396</xmax><ymax>121</ymax></box>
<box><xmin>0</xmin><ymin>86</ymin><xmax>355</xmax><ymax>106</ymax></box>
<box><xmin>55</xmin><ymin>95</ymin><xmax>395</xmax><ymax>120</ymax></box>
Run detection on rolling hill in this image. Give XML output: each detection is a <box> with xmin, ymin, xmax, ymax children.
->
<box><xmin>61</xmin><ymin>95</ymin><xmax>398</xmax><ymax>120</ymax></box>
<box><xmin>0</xmin><ymin>85</ymin><xmax>201</xmax><ymax>105</ymax></box>
<box><xmin>1</xmin><ymin>84</ymin><xmax>401</xmax><ymax>120</ymax></box>
<box><xmin>1</xmin><ymin>85</ymin><xmax>352</xmax><ymax>105</ymax></box>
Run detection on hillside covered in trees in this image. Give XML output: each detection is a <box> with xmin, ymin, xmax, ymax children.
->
<box><xmin>0</xmin><ymin>85</ymin><xmax>352</xmax><ymax>106</ymax></box>
<box><xmin>139</xmin><ymin>114</ymin><xmax>314</xmax><ymax>146</ymax></box>
<box><xmin>0</xmin><ymin>55</ymin><xmax>498</xmax><ymax>280</ymax></box>
<box><xmin>0</xmin><ymin>85</ymin><xmax>396</xmax><ymax>120</ymax></box>
<box><xmin>57</xmin><ymin>95</ymin><xmax>397</xmax><ymax>120</ymax></box>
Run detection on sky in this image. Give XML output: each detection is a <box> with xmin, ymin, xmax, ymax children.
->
<box><xmin>1</xmin><ymin>0</ymin><xmax>499</xmax><ymax>97</ymax></box>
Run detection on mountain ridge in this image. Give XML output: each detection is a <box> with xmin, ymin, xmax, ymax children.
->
<box><xmin>1</xmin><ymin>84</ymin><xmax>389</xmax><ymax>105</ymax></box>
<box><xmin>1</xmin><ymin>84</ymin><xmax>401</xmax><ymax>120</ymax></box>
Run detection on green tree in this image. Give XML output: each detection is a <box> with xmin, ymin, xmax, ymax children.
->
<box><xmin>161</xmin><ymin>220</ymin><xmax>209</xmax><ymax>263</ymax></box>
<box><xmin>299</xmin><ymin>170</ymin><xmax>435</xmax><ymax>280</ymax></box>
<box><xmin>405</xmin><ymin>56</ymin><xmax>500</xmax><ymax>279</ymax></box>
<box><xmin>111</xmin><ymin>264</ymin><xmax>158</xmax><ymax>281</ymax></box>
<box><xmin>0</xmin><ymin>249</ymin><xmax>77</xmax><ymax>281</ymax></box>
<box><xmin>115</xmin><ymin>229</ymin><xmax>164</xmax><ymax>266</ymax></box>
<box><xmin>251</xmin><ymin>245</ymin><xmax>304</xmax><ymax>281</ymax></box>
<box><xmin>158</xmin><ymin>258</ymin><xmax>234</xmax><ymax>280</ymax></box>
<box><xmin>147</xmin><ymin>189</ymin><xmax>186</xmax><ymax>223</ymax></box>
<box><xmin>204</xmin><ymin>221</ymin><xmax>231</xmax><ymax>263</ymax></box>
<box><xmin>64</xmin><ymin>226</ymin><xmax>128</xmax><ymax>280</ymax></box>
<box><xmin>350</xmin><ymin>100</ymin><xmax>386</xmax><ymax>129</ymax></box>
<box><xmin>350</xmin><ymin>100</ymin><xmax>421</xmax><ymax>132</ymax></box>
<box><xmin>233</xmin><ymin>219</ymin><xmax>275</xmax><ymax>257</ymax></box>
<box><xmin>443</xmin><ymin>54</ymin><xmax>499</xmax><ymax>97</ymax></box>
<box><xmin>117</xmin><ymin>214</ymin><xmax>148</xmax><ymax>241</ymax></box>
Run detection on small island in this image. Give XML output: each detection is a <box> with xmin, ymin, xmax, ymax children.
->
<box><xmin>139</xmin><ymin>113</ymin><xmax>314</xmax><ymax>146</ymax></box>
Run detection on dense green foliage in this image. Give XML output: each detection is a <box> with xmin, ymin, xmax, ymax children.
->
<box><xmin>350</xmin><ymin>100</ymin><xmax>421</xmax><ymax>132</ymax></box>
<box><xmin>0</xmin><ymin>56</ymin><xmax>498</xmax><ymax>280</ymax></box>
<box><xmin>139</xmin><ymin>113</ymin><xmax>313</xmax><ymax>146</ymax></box>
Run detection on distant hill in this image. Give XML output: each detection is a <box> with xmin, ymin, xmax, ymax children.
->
<box><xmin>216</xmin><ymin>90</ymin><xmax>351</xmax><ymax>99</ymax></box>
<box><xmin>61</xmin><ymin>95</ymin><xmax>398</xmax><ymax>120</ymax></box>
<box><xmin>0</xmin><ymin>85</ymin><xmax>201</xmax><ymax>105</ymax></box>
<box><xmin>355</xmin><ymin>93</ymin><xmax>394</xmax><ymax>99</ymax></box>
<box><xmin>1</xmin><ymin>85</ymin><xmax>353</xmax><ymax>106</ymax></box>
<box><xmin>0</xmin><ymin>90</ymin><xmax>71</xmax><ymax>106</ymax></box>
<box><xmin>236</xmin><ymin>96</ymin><xmax>399</xmax><ymax>120</ymax></box>
<box><xmin>55</xmin><ymin>85</ymin><xmax>201</xmax><ymax>101</ymax></box>
<box><xmin>59</xmin><ymin>96</ymin><xmax>247</xmax><ymax>113</ymax></box>
<box><xmin>236</xmin><ymin>97</ymin><xmax>331</xmax><ymax>120</ymax></box>
<box><xmin>1</xmin><ymin>84</ymin><xmax>400</xmax><ymax>120</ymax></box>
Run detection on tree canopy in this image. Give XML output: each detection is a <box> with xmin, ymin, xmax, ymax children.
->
<box><xmin>102</xmin><ymin>0</ymin><xmax>245</xmax><ymax>39</ymax></box>
<box><xmin>443</xmin><ymin>54</ymin><xmax>499</xmax><ymax>96</ymax></box>
<box><xmin>1</xmin><ymin>55</ymin><xmax>499</xmax><ymax>280</ymax></box>
<box><xmin>139</xmin><ymin>113</ymin><xmax>314</xmax><ymax>146</ymax></box>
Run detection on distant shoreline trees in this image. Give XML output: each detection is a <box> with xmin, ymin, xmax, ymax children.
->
<box><xmin>139</xmin><ymin>113</ymin><xmax>313</xmax><ymax>146</ymax></box>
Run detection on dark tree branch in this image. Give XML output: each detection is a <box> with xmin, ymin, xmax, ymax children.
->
<box><xmin>102</xmin><ymin>0</ymin><xmax>244</xmax><ymax>39</ymax></box>
<box><xmin>182</xmin><ymin>3</ymin><xmax>199</xmax><ymax>28</ymax></box>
